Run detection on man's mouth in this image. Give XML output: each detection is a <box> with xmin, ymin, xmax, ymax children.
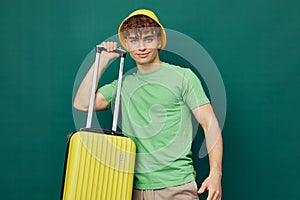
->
<box><xmin>136</xmin><ymin>52</ymin><xmax>150</xmax><ymax>58</ymax></box>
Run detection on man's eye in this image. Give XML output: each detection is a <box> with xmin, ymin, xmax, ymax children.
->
<box><xmin>130</xmin><ymin>39</ymin><xmax>137</xmax><ymax>43</ymax></box>
<box><xmin>146</xmin><ymin>38</ymin><xmax>153</xmax><ymax>42</ymax></box>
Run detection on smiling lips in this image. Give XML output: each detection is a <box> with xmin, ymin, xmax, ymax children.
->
<box><xmin>137</xmin><ymin>52</ymin><xmax>150</xmax><ymax>58</ymax></box>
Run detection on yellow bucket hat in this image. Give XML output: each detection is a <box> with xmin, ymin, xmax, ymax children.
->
<box><xmin>118</xmin><ymin>9</ymin><xmax>167</xmax><ymax>50</ymax></box>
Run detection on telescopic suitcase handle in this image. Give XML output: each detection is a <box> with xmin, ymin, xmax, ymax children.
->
<box><xmin>85</xmin><ymin>45</ymin><xmax>127</xmax><ymax>131</ymax></box>
<box><xmin>96</xmin><ymin>45</ymin><xmax>127</xmax><ymax>57</ymax></box>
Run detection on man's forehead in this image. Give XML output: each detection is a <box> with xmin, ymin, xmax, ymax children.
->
<box><xmin>124</xmin><ymin>27</ymin><xmax>158</xmax><ymax>37</ymax></box>
<box><xmin>127</xmin><ymin>32</ymin><xmax>155</xmax><ymax>38</ymax></box>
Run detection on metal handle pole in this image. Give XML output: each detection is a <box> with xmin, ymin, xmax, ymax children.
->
<box><xmin>86</xmin><ymin>52</ymin><xmax>100</xmax><ymax>128</ymax></box>
<box><xmin>112</xmin><ymin>56</ymin><xmax>125</xmax><ymax>131</ymax></box>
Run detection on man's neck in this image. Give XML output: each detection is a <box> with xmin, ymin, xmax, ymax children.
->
<box><xmin>137</xmin><ymin>61</ymin><xmax>162</xmax><ymax>74</ymax></box>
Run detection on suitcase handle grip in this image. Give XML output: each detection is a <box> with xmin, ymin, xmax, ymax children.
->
<box><xmin>96</xmin><ymin>45</ymin><xmax>127</xmax><ymax>58</ymax></box>
<box><xmin>79</xmin><ymin>128</ymin><xmax>124</xmax><ymax>137</ymax></box>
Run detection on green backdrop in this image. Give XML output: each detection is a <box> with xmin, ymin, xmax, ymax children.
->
<box><xmin>1</xmin><ymin>0</ymin><xmax>299</xmax><ymax>199</ymax></box>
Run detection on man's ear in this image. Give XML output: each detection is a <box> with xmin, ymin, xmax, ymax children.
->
<box><xmin>124</xmin><ymin>39</ymin><xmax>130</xmax><ymax>51</ymax></box>
<box><xmin>157</xmin><ymin>37</ymin><xmax>162</xmax><ymax>49</ymax></box>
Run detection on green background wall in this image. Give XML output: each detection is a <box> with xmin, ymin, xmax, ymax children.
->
<box><xmin>1</xmin><ymin>0</ymin><xmax>299</xmax><ymax>199</ymax></box>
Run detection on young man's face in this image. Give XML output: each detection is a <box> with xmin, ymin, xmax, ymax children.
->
<box><xmin>124</xmin><ymin>29</ymin><xmax>162</xmax><ymax>66</ymax></box>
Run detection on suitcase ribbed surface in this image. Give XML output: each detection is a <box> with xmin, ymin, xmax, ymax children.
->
<box><xmin>62</xmin><ymin>131</ymin><xmax>136</xmax><ymax>200</ymax></box>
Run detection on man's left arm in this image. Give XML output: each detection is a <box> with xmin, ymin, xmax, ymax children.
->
<box><xmin>192</xmin><ymin>103</ymin><xmax>223</xmax><ymax>200</ymax></box>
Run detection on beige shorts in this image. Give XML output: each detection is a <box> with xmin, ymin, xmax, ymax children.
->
<box><xmin>132</xmin><ymin>181</ymin><xmax>199</xmax><ymax>200</ymax></box>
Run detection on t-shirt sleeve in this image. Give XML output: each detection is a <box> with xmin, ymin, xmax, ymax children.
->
<box><xmin>97</xmin><ymin>79</ymin><xmax>118</xmax><ymax>108</ymax></box>
<box><xmin>181</xmin><ymin>69</ymin><xmax>210</xmax><ymax>110</ymax></box>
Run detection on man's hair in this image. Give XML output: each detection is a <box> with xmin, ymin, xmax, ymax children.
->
<box><xmin>120</xmin><ymin>15</ymin><xmax>162</xmax><ymax>39</ymax></box>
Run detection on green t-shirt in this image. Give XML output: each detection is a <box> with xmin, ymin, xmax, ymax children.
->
<box><xmin>98</xmin><ymin>62</ymin><xmax>209</xmax><ymax>190</ymax></box>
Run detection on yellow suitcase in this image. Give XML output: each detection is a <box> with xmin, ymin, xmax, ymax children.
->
<box><xmin>61</xmin><ymin>46</ymin><xmax>136</xmax><ymax>200</ymax></box>
<box><xmin>61</xmin><ymin>129</ymin><xmax>136</xmax><ymax>200</ymax></box>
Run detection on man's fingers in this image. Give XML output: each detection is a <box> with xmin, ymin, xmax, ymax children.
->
<box><xmin>99</xmin><ymin>41</ymin><xmax>120</xmax><ymax>61</ymax></box>
<box><xmin>100</xmin><ymin>41</ymin><xmax>118</xmax><ymax>52</ymax></box>
<box><xmin>197</xmin><ymin>183</ymin><xmax>206</xmax><ymax>194</ymax></box>
<box><xmin>206</xmin><ymin>190</ymin><xmax>213</xmax><ymax>200</ymax></box>
<box><xmin>206</xmin><ymin>188</ymin><xmax>222</xmax><ymax>200</ymax></box>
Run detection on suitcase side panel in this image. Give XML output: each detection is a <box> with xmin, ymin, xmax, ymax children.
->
<box><xmin>62</xmin><ymin>131</ymin><xmax>136</xmax><ymax>200</ymax></box>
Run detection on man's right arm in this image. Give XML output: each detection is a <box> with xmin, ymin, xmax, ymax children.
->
<box><xmin>73</xmin><ymin>42</ymin><xmax>119</xmax><ymax>112</ymax></box>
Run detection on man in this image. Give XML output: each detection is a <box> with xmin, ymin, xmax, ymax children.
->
<box><xmin>74</xmin><ymin>9</ymin><xmax>223</xmax><ymax>200</ymax></box>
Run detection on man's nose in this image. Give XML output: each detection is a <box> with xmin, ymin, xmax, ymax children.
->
<box><xmin>137</xmin><ymin>40</ymin><xmax>146</xmax><ymax>50</ymax></box>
